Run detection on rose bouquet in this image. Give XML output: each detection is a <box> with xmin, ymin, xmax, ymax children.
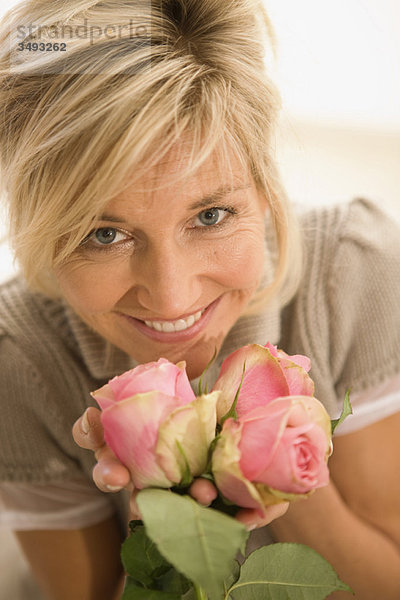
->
<box><xmin>92</xmin><ymin>343</ymin><xmax>352</xmax><ymax>599</ymax></box>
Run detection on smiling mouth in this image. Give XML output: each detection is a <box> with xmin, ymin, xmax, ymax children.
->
<box><xmin>142</xmin><ymin>310</ymin><xmax>205</xmax><ymax>333</ymax></box>
<box><xmin>119</xmin><ymin>298</ymin><xmax>220</xmax><ymax>342</ymax></box>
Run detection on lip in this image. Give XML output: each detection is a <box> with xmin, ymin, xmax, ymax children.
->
<box><xmin>118</xmin><ymin>298</ymin><xmax>220</xmax><ymax>343</ymax></box>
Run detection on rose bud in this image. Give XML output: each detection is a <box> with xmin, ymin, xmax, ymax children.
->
<box><xmin>211</xmin><ymin>395</ymin><xmax>332</xmax><ymax>516</ymax></box>
<box><xmin>92</xmin><ymin>358</ymin><xmax>218</xmax><ymax>489</ymax></box>
<box><xmin>93</xmin><ymin>357</ymin><xmax>196</xmax><ymax>410</ymax></box>
<box><xmin>212</xmin><ymin>343</ymin><xmax>314</xmax><ymax>422</ymax></box>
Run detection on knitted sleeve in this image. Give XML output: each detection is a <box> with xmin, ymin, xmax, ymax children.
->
<box><xmin>0</xmin><ymin>332</ymin><xmax>134</xmax><ymax>531</ymax></box>
<box><xmin>0</xmin><ymin>334</ymin><xmax>93</xmax><ymax>483</ymax></box>
<box><xmin>327</xmin><ymin>198</ymin><xmax>400</xmax><ymax>400</ymax></box>
<box><xmin>281</xmin><ymin>198</ymin><xmax>400</xmax><ymax>419</ymax></box>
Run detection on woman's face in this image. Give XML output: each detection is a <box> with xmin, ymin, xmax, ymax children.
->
<box><xmin>55</xmin><ymin>148</ymin><xmax>268</xmax><ymax>378</ymax></box>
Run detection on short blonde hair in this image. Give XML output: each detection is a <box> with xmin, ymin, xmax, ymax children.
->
<box><xmin>0</xmin><ymin>0</ymin><xmax>302</xmax><ymax>312</ymax></box>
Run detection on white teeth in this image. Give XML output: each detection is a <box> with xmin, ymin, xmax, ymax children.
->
<box><xmin>143</xmin><ymin>309</ymin><xmax>204</xmax><ymax>333</ymax></box>
<box><xmin>174</xmin><ymin>319</ymin><xmax>188</xmax><ymax>331</ymax></box>
<box><xmin>186</xmin><ymin>315</ymin><xmax>195</xmax><ymax>327</ymax></box>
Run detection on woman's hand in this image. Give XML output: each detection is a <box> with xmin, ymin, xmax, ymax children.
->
<box><xmin>72</xmin><ymin>407</ymin><xmax>141</xmax><ymax>519</ymax></box>
<box><xmin>72</xmin><ymin>407</ymin><xmax>288</xmax><ymax>528</ymax></box>
<box><xmin>189</xmin><ymin>478</ymin><xmax>289</xmax><ymax>529</ymax></box>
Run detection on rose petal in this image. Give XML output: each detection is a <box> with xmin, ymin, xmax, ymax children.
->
<box><xmin>101</xmin><ymin>390</ymin><xmax>180</xmax><ymax>489</ymax></box>
<box><xmin>238</xmin><ymin>404</ymin><xmax>291</xmax><ymax>480</ymax></box>
<box><xmin>265</xmin><ymin>343</ymin><xmax>312</xmax><ymax>373</ymax></box>
<box><xmin>108</xmin><ymin>358</ymin><xmax>195</xmax><ymax>403</ymax></box>
<box><xmin>211</xmin><ymin>419</ymin><xmax>266</xmax><ymax>515</ymax></box>
<box><xmin>285</xmin><ymin>396</ymin><xmax>332</xmax><ymax>441</ymax></box>
<box><xmin>215</xmin><ymin>396</ymin><xmax>331</xmax><ymax>504</ymax></box>
<box><xmin>259</xmin><ymin>423</ymin><xmax>330</xmax><ymax>493</ymax></box>
<box><xmin>156</xmin><ymin>392</ymin><xmax>219</xmax><ymax>483</ymax></box>
<box><xmin>277</xmin><ymin>358</ymin><xmax>314</xmax><ymax>396</ymax></box>
<box><xmin>213</xmin><ymin>344</ymin><xmax>290</xmax><ymax>421</ymax></box>
<box><xmin>91</xmin><ymin>382</ymin><xmax>117</xmax><ymax>410</ymax></box>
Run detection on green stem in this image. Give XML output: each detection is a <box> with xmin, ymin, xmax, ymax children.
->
<box><xmin>194</xmin><ymin>582</ymin><xmax>208</xmax><ymax>600</ymax></box>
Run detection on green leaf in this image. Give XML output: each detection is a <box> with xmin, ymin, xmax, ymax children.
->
<box><xmin>220</xmin><ymin>361</ymin><xmax>246</xmax><ymax>427</ymax></box>
<box><xmin>155</xmin><ymin>568</ymin><xmax>192</xmax><ymax>595</ymax></box>
<box><xmin>137</xmin><ymin>488</ymin><xmax>249</xmax><ymax>600</ymax></box>
<box><xmin>204</xmin><ymin>435</ymin><xmax>221</xmax><ymax>475</ymax></box>
<box><xmin>121</xmin><ymin>525</ymin><xmax>170</xmax><ymax>586</ymax></box>
<box><xmin>122</xmin><ymin>577</ymin><xmax>182</xmax><ymax>600</ymax></box>
<box><xmin>226</xmin><ymin>543</ymin><xmax>353</xmax><ymax>599</ymax></box>
<box><xmin>331</xmin><ymin>389</ymin><xmax>353</xmax><ymax>434</ymax></box>
<box><xmin>175</xmin><ymin>440</ymin><xmax>193</xmax><ymax>488</ymax></box>
<box><xmin>223</xmin><ymin>560</ymin><xmax>240</xmax><ymax>594</ymax></box>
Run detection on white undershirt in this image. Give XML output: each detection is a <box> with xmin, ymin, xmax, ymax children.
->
<box><xmin>0</xmin><ymin>478</ymin><xmax>115</xmax><ymax>531</ymax></box>
<box><xmin>332</xmin><ymin>372</ymin><xmax>400</xmax><ymax>435</ymax></box>
<box><xmin>1</xmin><ymin>373</ymin><xmax>399</xmax><ymax>531</ymax></box>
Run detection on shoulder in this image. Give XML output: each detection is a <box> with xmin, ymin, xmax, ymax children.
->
<box><xmin>0</xmin><ymin>278</ymin><xmax>97</xmax><ymax>464</ymax></box>
<box><xmin>0</xmin><ymin>276</ymin><xmax>83</xmax><ymax>394</ymax></box>
<box><xmin>0</xmin><ymin>279</ymin><xmax>100</xmax><ymax>483</ymax></box>
<box><xmin>0</xmin><ymin>276</ymin><xmax>87</xmax><ymax>384</ymax></box>
<box><xmin>298</xmin><ymin>198</ymin><xmax>400</xmax><ymax>345</ymax></box>
<box><xmin>297</xmin><ymin>197</ymin><xmax>399</xmax><ymax>272</ymax></box>
<box><xmin>0</xmin><ymin>276</ymin><xmax>72</xmax><ymax>344</ymax></box>
<box><xmin>281</xmin><ymin>198</ymin><xmax>400</xmax><ymax>412</ymax></box>
<box><xmin>294</xmin><ymin>198</ymin><xmax>400</xmax><ymax>345</ymax></box>
<box><xmin>296</xmin><ymin>198</ymin><xmax>400</xmax><ymax>332</ymax></box>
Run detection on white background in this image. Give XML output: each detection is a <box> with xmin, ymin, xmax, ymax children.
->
<box><xmin>266</xmin><ymin>0</ymin><xmax>400</xmax><ymax>220</ymax></box>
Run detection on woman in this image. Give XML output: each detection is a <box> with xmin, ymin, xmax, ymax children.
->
<box><xmin>0</xmin><ymin>1</ymin><xmax>399</xmax><ymax>599</ymax></box>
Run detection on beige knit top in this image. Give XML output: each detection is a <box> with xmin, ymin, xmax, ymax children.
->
<box><xmin>1</xmin><ymin>198</ymin><xmax>399</xmax><ymax>525</ymax></box>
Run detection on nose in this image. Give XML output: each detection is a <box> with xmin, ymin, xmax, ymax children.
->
<box><xmin>130</xmin><ymin>238</ymin><xmax>204</xmax><ymax>318</ymax></box>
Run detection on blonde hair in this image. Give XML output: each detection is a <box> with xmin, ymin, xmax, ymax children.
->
<box><xmin>0</xmin><ymin>0</ymin><xmax>302</xmax><ymax>312</ymax></box>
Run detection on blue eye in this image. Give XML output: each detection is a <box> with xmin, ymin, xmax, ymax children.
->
<box><xmin>81</xmin><ymin>227</ymin><xmax>130</xmax><ymax>249</ymax></box>
<box><xmin>196</xmin><ymin>208</ymin><xmax>229</xmax><ymax>227</ymax></box>
<box><xmin>94</xmin><ymin>228</ymin><xmax>118</xmax><ymax>244</ymax></box>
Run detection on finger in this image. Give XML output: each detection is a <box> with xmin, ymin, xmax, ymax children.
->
<box><xmin>189</xmin><ymin>478</ymin><xmax>218</xmax><ymax>506</ymax></box>
<box><xmin>92</xmin><ymin>451</ymin><xmax>131</xmax><ymax>492</ymax></box>
<box><xmin>236</xmin><ymin>502</ymin><xmax>289</xmax><ymax>530</ymax></box>
<box><xmin>72</xmin><ymin>407</ymin><xmax>105</xmax><ymax>450</ymax></box>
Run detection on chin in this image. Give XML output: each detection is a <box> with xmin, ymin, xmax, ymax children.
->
<box><xmin>180</xmin><ymin>339</ymin><xmax>224</xmax><ymax>381</ymax></box>
<box><xmin>185</xmin><ymin>363</ymin><xmax>206</xmax><ymax>380</ymax></box>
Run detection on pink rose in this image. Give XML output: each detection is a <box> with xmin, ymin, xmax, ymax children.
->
<box><xmin>212</xmin><ymin>343</ymin><xmax>314</xmax><ymax>422</ymax></box>
<box><xmin>94</xmin><ymin>358</ymin><xmax>195</xmax><ymax>410</ymax></box>
<box><xmin>211</xmin><ymin>395</ymin><xmax>331</xmax><ymax>516</ymax></box>
<box><xmin>92</xmin><ymin>359</ymin><xmax>218</xmax><ymax>489</ymax></box>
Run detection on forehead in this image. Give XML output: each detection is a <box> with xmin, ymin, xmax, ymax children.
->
<box><xmin>109</xmin><ymin>142</ymin><xmax>252</xmax><ymax>212</ymax></box>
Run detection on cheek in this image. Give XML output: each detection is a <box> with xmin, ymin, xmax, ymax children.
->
<box><xmin>210</xmin><ymin>229</ymin><xmax>266</xmax><ymax>291</ymax></box>
<box><xmin>54</xmin><ymin>258</ymin><xmax>131</xmax><ymax>313</ymax></box>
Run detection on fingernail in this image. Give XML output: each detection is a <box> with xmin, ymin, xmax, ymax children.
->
<box><xmin>246</xmin><ymin>524</ymin><xmax>257</xmax><ymax>532</ymax></box>
<box><xmin>81</xmin><ymin>410</ymin><xmax>90</xmax><ymax>434</ymax></box>
<box><xmin>106</xmin><ymin>485</ymin><xmax>123</xmax><ymax>492</ymax></box>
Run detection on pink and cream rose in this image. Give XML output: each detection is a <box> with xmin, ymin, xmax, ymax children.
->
<box><xmin>92</xmin><ymin>358</ymin><xmax>219</xmax><ymax>489</ymax></box>
<box><xmin>212</xmin><ymin>343</ymin><xmax>314</xmax><ymax>421</ymax></box>
<box><xmin>211</xmin><ymin>395</ymin><xmax>332</xmax><ymax>515</ymax></box>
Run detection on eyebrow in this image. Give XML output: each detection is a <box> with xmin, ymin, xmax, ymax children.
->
<box><xmin>99</xmin><ymin>183</ymin><xmax>251</xmax><ymax>222</ymax></box>
<box><xmin>188</xmin><ymin>183</ymin><xmax>251</xmax><ymax>210</ymax></box>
